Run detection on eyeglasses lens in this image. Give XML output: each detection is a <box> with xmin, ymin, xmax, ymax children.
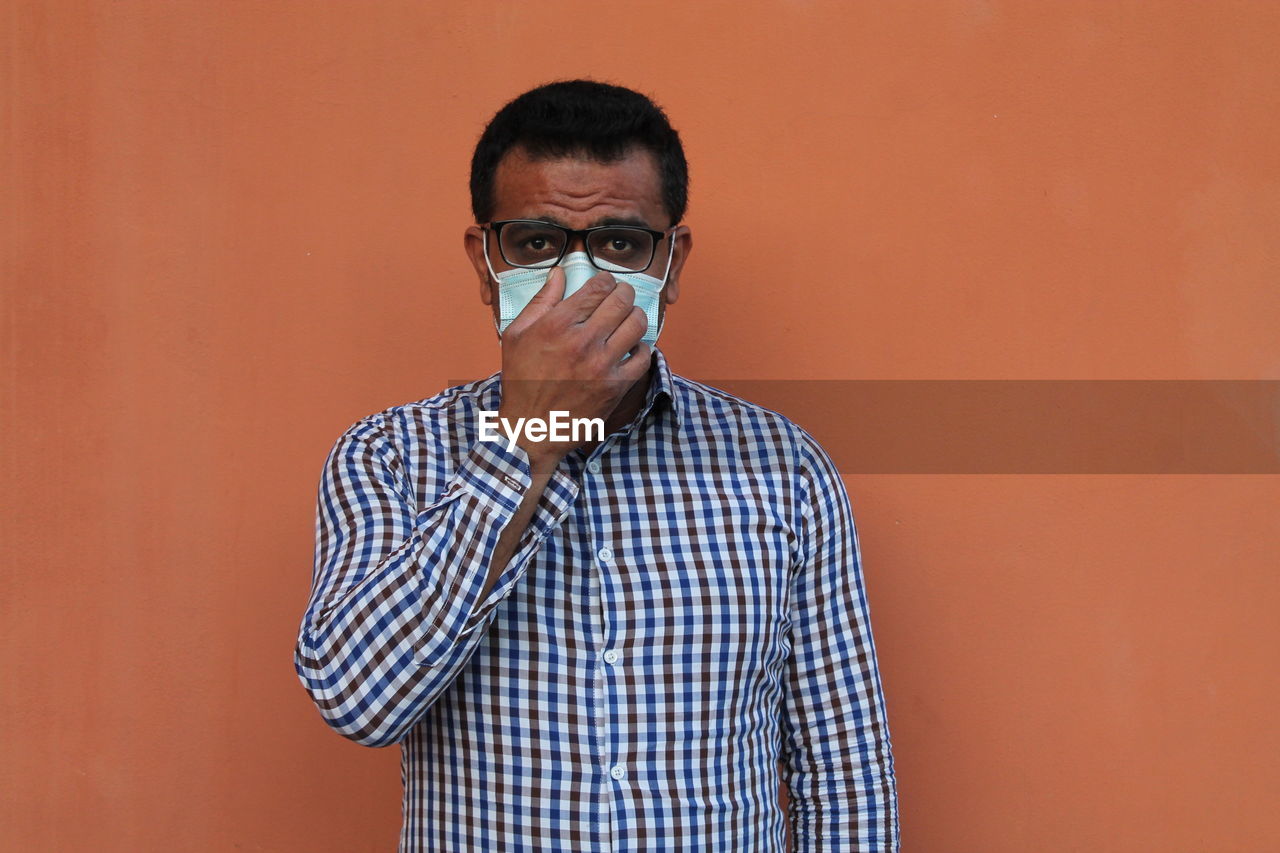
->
<box><xmin>499</xmin><ymin>223</ymin><xmax>655</xmax><ymax>272</ymax></box>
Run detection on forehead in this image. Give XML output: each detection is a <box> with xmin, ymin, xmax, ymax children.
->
<box><xmin>491</xmin><ymin>145</ymin><xmax>666</xmax><ymax>228</ymax></box>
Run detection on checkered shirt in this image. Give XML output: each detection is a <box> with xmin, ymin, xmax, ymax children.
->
<box><xmin>294</xmin><ymin>349</ymin><xmax>899</xmax><ymax>851</ymax></box>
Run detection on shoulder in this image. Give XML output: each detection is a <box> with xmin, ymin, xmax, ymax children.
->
<box><xmin>670</xmin><ymin>373</ymin><xmax>831</xmax><ymax>461</ymax></box>
<box><xmin>672</xmin><ymin>374</ymin><xmax>792</xmax><ymax>433</ymax></box>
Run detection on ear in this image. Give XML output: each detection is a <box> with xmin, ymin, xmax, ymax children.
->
<box><xmin>662</xmin><ymin>225</ymin><xmax>692</xmax><ymax>306</ymax></box>
<box><xmin>464</xmin><ymin>225</ymin><xmax>494</xmax><ymax>306</ymax></box>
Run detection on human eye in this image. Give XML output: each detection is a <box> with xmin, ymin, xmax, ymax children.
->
<box><xmin>589</xmin><ymin>228</ymin><xmax>651</xmax><ymax>270</ymax></box>
<box><xmin>502</xmin><ymin>223</ymin><xmax>564</xmax><ymax>265</ymax></box>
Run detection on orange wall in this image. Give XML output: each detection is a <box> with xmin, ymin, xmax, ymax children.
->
<box><xmin>4</xmin><ymin>2</ymin><xmax>1278</xmax><ymax>850</ymax></box>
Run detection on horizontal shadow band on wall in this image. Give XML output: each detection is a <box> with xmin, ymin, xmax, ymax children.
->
<box><xmin>447</xmin><ymin>379</ymin><xmax>1280</xmax><ymax>474</ymax></box>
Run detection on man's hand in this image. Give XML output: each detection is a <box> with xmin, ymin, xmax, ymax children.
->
<box><xmin>497</xmin><ymin>265</ymin><xmax>651</xmax><ymax>468</ymax></box>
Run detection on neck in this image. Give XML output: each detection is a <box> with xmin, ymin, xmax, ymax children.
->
<box><xmin>585</xmin><ymin>355</ymin><xmax>655</xmax><ymax>452</ymax></box>
<box><xmin>606</xmin><ymin>372</ymin><xmax>651</xmax><ymax>433</ymax></box>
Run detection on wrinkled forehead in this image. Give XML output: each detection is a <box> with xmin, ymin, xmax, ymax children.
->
<box><xmin>492</xmin><ymin>144</ymin><xmax>666</xmax><ymax>227</ymax></box>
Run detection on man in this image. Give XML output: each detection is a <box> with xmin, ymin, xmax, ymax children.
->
<box><xmin>295</xmin><ymin>79</ymin><xmax>899</xmax><ymax>852</ymax></box>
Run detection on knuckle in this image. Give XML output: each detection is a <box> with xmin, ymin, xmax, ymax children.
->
<box><xmin>569</xmin><ymin>332</ymin><xmax>594</xmax><ymax>359</ymax></box>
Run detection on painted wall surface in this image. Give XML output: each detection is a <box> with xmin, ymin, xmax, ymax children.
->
<box><xmin>4</xmin><ymin>2</ymin><xmax>1278</xmax><ymax>850</ymax></box>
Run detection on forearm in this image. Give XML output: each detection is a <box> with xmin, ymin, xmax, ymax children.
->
<box><xmin>295</xmin><ymin>436</ymin><xmax>577</xmax><ymax>747</ymax></box>
<box><xmin>477</xmin><ymin>456</ymin><xmax>558</xmax><ymax>602</ymax></box>
<box><xmin>783</xmin><ymin>426</ymin><xmax>900</xmax><ymax>851</ymax></box>
<box><xmin>785</xmin><ymin>754</ymin><xmax>899</xmax><ymax>852</ymax></box>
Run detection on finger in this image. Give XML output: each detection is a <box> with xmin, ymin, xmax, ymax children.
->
<box><xmin>602</xmin><ymin>304</ymin><xmax>647</xmax><ymax>361</ymax></box>
<box><xmin>583</xmin><ymin>279</ymin><xmax>637</xmax><ymax>339</ymax></box>
<box><xmin>552</xmin><ymin>271</ymin><xmax>618</xmax><ymax>325</ymax></box>
<box><xmin>613</xmin><ymin>340</ymin><xmax>653</xmax><ymax>379</ymax></box>
<box><xmin>507</xmin><ymin>266</ymin><xmax>566</xmax><ymax>332</ymax></box>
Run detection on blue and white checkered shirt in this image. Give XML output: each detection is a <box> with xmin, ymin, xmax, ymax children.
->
<box><xmin>294</xmin><ymin>349</ymin><xmax>899</xmax><ymax>851</ymax></box>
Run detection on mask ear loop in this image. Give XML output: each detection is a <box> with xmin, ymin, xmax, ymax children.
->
<box><xmin>651</xmin><ymin>229</ymin><xmax>678</xmax><ymax>341</ymax></box>
<box><xmin>656</xmin><ymin>229</ymin><xmax>678</xmax><ymax>288</ymax></box>
<box><xmin>481</xmin><ymin>229</ymin><xmax>504</xmax><ymax>285</ymax></box>
<box><xmin>481</xmin><ymin>229</ymin><xmax>504</xmax><ymax>335</ymax></box>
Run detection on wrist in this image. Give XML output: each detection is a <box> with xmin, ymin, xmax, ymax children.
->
<box><xmin>521</xmin><ymin>441</ymin><xmax>567</xmax><ymax>474</ymax></box>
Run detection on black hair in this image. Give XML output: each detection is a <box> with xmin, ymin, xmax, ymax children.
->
<box><xmin>470</xmin><ymin>79</ymin><xmax>688</xmax><ymax>227</ymax></box>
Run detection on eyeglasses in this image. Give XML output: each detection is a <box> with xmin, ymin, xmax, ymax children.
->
<box><xmin>482</xmin><ymin>219</ymin><xmax>673</xmax><ymax>274</ymax></box>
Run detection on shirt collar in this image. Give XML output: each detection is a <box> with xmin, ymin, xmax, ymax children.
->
<box><xmin>640</xmin><ymin>346</ymin><xmax>681</xmax><ymax>432</ymax></box>
<box><xmin>481</xmin><ymin>347</ymin><xmax>681</xmax><ymax>433</ymax></box>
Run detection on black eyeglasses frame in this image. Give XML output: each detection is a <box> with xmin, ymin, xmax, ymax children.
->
<box><xmin>481</xmin><ymin>219</ymin><xmax>674</xmax><ymax>273</ymax></box>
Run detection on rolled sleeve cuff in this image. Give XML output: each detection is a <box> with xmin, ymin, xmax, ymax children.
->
<box><xmin>455</xmin><ymin>466</ymin><xmax>579</xmax><ymax>637</ymax></box>
<box><xmin>456</xmin><ymin>439</ymin><xmax>534</xmax><ymax>512</ymax></box>
<box><xmin>413</xmin><ymin>442</ymin><xmax>580</xmax><ymax>667</ymax></box>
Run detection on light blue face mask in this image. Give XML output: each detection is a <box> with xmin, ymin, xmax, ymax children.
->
<box><xmin>483</xmin><ymin>231</ymin><xmax>676</xmax><ymax>347</ymax></box>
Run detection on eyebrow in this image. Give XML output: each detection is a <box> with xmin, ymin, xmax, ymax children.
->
<box><xmin>526</xmin><ymin>214</ymin><xmax>655</xmax><ymax>230</ymax></box>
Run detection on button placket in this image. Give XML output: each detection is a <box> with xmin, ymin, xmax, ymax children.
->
<box><xmin>579</xmin><ymin>471</ymin><xmax>622</xmax><ymax>832</ymax></box>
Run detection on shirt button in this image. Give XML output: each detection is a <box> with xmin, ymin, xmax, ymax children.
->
<box><xmin>597</xmin><ymin>546</ymin><xmax>613</xmax><ymax>562</ymax></box>
<box><xmin>586</xmin><ymin>459</ymin><xmax>601</xmax><ymax>474</ymax></box>
<box><xmin>603</xmin><ymin>649</ymin><xmax>619</xmax><ymax>664</ymax></box>
<box><xmin>610</xmin><ymin>764</ymin><xmax>626</xmax><ymax>780</ymax></box>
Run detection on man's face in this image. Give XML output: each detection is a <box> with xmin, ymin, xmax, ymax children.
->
<box><xmin>464</xmin><ymin>144</ymin><xmax>691</xmax><ymax>334</ymax></box>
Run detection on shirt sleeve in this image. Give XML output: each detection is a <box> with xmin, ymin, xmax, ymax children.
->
<box><xmin>293</xmin><ymin>416</ymin><xmax>578</xmax><ymax>748</ymax></box>
<box><xmin>781</xmin><ymin>427</ymin><xmax>900</xmax><ymax>851</ymax></box>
